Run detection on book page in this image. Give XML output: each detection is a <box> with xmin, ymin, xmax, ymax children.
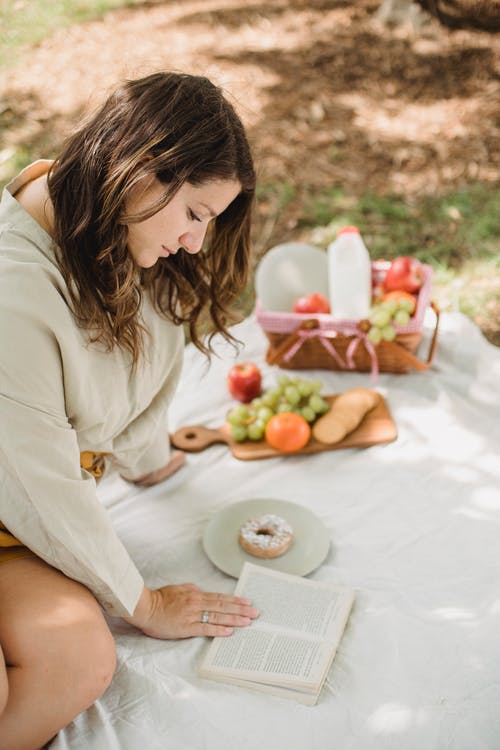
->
<box><xmin>204</xmin><ymin>624</ymin><xmax>328</xmax><ymax>686</ymax></box>
<box><xmin>202</xmin><ymin>670</ymin><xmax>319</xmax><ymax>705</ymax></box>
<box><xmin>200</xmin><ymin>563</ymin><xmax>354</xmax><ymax>690</ymax></box>
<box><xmin>236</xmin><ymin>563</ymin><xmax>348</xmax><ymax>638</ymax></box>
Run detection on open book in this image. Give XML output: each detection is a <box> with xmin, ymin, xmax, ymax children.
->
<box><xmin>199</xmin><ymin>562</ymin><xmax>354</xmax><ymax>705</ymax></box>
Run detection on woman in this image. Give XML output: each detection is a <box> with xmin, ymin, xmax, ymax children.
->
<box><xmin>0</xmin><ymin>71</ymin><xmax>259</xmax><ymax>749</ymax></box>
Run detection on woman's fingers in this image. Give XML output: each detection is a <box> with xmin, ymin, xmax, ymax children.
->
<box><xmin>196</xmin><ymin>622</ymin><xmax>234</xmax><ymax>637</ymax></box>
<box><xmin>190</xmin><ymin>592</ymin><xmax>259</xmax><ymax>638</ymax></box>
<box><xmin>134</xmin><ymin>583</ymin><xmax>258</xmax><ymax>640</ymax></box>
<box><xmin>199</xmin><ymin>610</ymin><xmax>252</xmax><ymax>628</ymax></box>
<box><xmin>197</xmin><ymin>593</ymin><xmax>259</xmax><ymax>621</ymax></box>
<box><xmin>192</xmin><ymin>609</ymin><xmax>254</xmax><ymax>638</ymax></box>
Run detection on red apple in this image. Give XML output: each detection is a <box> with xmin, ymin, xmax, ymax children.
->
<box><xmin>293</xmin><ymin>292</ymin><xmax>331</xmax><ymax>314</ymax></box>
<box><xmin>227</xmin><ymin>362</ymin><xmax>262</xmax><ymax>403</ymax></box>
<box><xmin>384</xmin><ymin>256</ymin><xmax>425</xmax><ymax>294</ymax></box>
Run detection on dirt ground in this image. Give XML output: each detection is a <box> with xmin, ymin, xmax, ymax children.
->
<box><xmin>1</xmin><ymin>0</ymin><xmax>499</xmax><ymax>332</ymax></box>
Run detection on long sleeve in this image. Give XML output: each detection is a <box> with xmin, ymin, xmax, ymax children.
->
<box><xmin>109</xmin><ymin>339</ymin><xmax>184</xmax><ymax>480</ymax></box>
<box><xmin>0</xmin><ymin>178</ymin><xmax>184</xmax><ymax>615</ymax></box>
<box><xmin>0</xmin><ymin>405</ymin><xmax>144</xmax><ymax>616</ymax></box>
<box><xmin>0</xmin><ymin>277</ymin><xmax>143</xmax><ymax>615</ymax></box>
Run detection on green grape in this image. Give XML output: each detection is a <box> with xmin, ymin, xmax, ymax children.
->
<box><xmin>309</xmin><ymin>393</ymin><xmax>329</xmax><ymax>414</ymax></box>
<box><xmin>227</xmin><ymin>405</ymin><xmax>250</xmax><ymax>425</ymax></box>
<box><xmin>309</xmin><ymin>393</ymin><xmax>323</xmax><ymax>413</ymax></box>
<box><xmin>284</xmin><ymin>385</ymin><xmax>301</xmax><ymax>405</ymax></box>
<box><xmin>394</xmin><ymin>309</ymin><xmax>410</xmax><ymax>327</ymax></box>
<box><xmin>301</xmin><ymin>405</ymin><xmax>316</xmax><ymax>423</ymax></box>
<box><xmin>227</xmin><ymin>409</ymin><xmax>242</xmax><ymax>426</ymax></box>
<box><xmin>297</xmin><ymin>380</ymin><xmax>313</xmax><ymax>397</ymax></box>
<box><xmin>397</xmin><ymin>297</ymin><xmax>416</xmax><ymax>314</ymax></box>
<box><xmin>319</xmin><ymin>397</ymin><xmax>329</xmax><ymax>413</ymax></box>
<box><xmin>231</xmin><ymin>424</ymin><xmax>248</xmax><ymax>442</ymax></box>
<box><xmin>381</xmin><ymin>324</ymin><xmax>396</xmax><ymax>341</ymax></box>
<box><xmin>381</xmin><ymin>299</ymin><xmax>398</xmax><ymax>315</ymax></box>
<box><xmin>247</xmin><ymin>419</ymin><xmax>266</xmax><ymax>441</ymax></box>
<box><xmin>257</xmin><ymin>406</ymin><xmax>274</xmax><ymax>424</ymax></box>
<box><xmin>261</xmin><ymin>388</ymin><xmax>280</xmax><ymax>408</ymax></box>
<box><xmin>228</xmin><ymin>375</ymin><xmax>328</xmax><ymax>434</ymax></box>
<box><xmin>369</xmin><ymin>307</ymin><xmax>391</xmax><ymax>329</ymax></box>
<box><xmin>251</xmin><ymin>397</ymin><xmax>264</xmax><ymax>410</ymax></box>
<box><xmin>277</xmin><ymin>374</ymin><xmax>291</xmax><ymax>387</ymax></box>
<box><xmin>367</xmin><ymin>326</ymin><xmax>382</xmax><ymax>345</ymax></box>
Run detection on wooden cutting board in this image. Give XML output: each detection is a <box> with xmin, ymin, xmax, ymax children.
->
<box><xmin>170</xmin><ymin>394</ymin><xmax>397</xmax><ymax>461</ymax></box>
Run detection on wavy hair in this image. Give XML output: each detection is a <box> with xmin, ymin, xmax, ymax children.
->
<box><xmin>47</xmin><ymin>72</ymin><xmax>256</xmax><ymax>363</ymax></box>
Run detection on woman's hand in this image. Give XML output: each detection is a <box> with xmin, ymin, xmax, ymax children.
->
<box><xmin>125</xmin><ymin>450</ymin><xmax>186</xmax><ymax>487</ymax></box>
<box><xmin>124</xmin><ymin>584</ymin><xmax>259</xmax><ymax>639</ymax></box>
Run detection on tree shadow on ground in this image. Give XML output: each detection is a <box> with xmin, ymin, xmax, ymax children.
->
<box><xmin>1</xmin><ymin>0</ymin><xmax>498</xmax><ymax>339</ymax></box>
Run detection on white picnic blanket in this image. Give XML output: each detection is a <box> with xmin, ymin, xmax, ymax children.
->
<box><xmin>50</xmin><ymin>310</ymin><xmax>500</xmax><ymax>750</ymax></box>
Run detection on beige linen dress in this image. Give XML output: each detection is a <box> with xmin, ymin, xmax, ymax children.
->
<box><xmin>0</xmin><ymin>161</ymin><xmax>185</xmax><ymax>616</ymax></box>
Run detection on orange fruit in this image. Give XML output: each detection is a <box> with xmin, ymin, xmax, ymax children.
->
<box><xmin>265</xmin><ymin>412</ymin><xmax>311</xmax><ymax>453</ymax></box>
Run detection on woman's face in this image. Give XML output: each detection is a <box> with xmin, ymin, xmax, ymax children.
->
<box><xmin>125</xmin><ymin>176</ymin><xmax>242</xmax><ymax>269</ymax></box>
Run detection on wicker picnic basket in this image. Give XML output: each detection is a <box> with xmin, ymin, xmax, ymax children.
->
<box><xmin>256</xmin><ymin>261</ymin><xmax>439</xmax><ymax>376</ymax></box>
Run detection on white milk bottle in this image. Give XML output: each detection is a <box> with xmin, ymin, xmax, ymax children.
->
<box><xmin>327</xmin><ymin>226</ymin><xmax>372</xmax><ymax>319</ymax></box>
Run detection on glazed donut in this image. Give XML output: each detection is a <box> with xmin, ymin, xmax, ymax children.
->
<box><xmin>238</xmin><ymin>514</ymin><xmax>293</xmax><ymax>559</ymax></box>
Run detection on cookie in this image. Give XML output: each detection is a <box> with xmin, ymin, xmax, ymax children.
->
<box><xmin>312</xmin><ymin>388</ymin><xmax>380</xmax><ymax>445</ymax></box>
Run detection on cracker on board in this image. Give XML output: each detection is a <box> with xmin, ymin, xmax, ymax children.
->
<box><xmin>313</xmin><ymin>388</ymin><xmax>380</xmax><ymax>445</ymax></box>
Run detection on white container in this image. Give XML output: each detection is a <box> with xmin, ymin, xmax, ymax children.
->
<box><xmin>255</xmin><ymin>242</ymin><xmax>328</xmax><ymax>312</ymax></box>
<box><xmin>327</xmin><ymin>226</ymin><xmax>372</xmax><ymax>320</ymax></box>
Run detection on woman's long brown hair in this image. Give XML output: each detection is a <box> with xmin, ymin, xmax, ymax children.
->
<box><xmin>47</xmin><ymin>72</ymin><xmax>256</xmax><ymax>364</ymax></box>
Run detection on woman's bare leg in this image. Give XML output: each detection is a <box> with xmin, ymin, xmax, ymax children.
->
<box><xmin>0</xmin><ymin>556</ymin><xmax>116</xmax><ymax>750</ymax></box>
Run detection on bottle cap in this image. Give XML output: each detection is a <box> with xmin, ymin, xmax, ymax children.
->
<box><xmin>337</xmin><ymin>225</ymin><xmax>360</xmax><ymax>235</ymax></box>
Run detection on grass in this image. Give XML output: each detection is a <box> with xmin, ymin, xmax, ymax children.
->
<box><xmin>299</xmin><ymin>183</ymin><xmax>499</xmax><ymax>265</ymax></box>
<box><xmin>1</xmin><ymin>1</ymin><xmax>499</xmax><ymax>344</ymax></box>
<box><xmin>195</xmin><ymin>179</ymin><xmax>500</xmax><ymax>346</ymax></box>
<box><xmin>0</xmin><ymin>0</ymin><xmax>136</xmax><ymax>70</ymax></box>
<box><xmin>289</xmin><ymin>182</ymin><xmax>500</xmax><ymax>343</ymax></box>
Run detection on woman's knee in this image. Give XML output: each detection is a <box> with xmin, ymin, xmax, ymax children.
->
<box><xmin>0</xmin><ymin>650</ymin><xmax>8</xmax><ymax>717</ymax></box>
<box><xmin>1</xmin><ymin>560</ymin><xmax>117</xmax><ymax>709</ymax></box>
<box><xmin>76</xmin><ymin>618</ymin><xmax>116</xmax><ymax>703</ymax></box>
<box><xmin>54</xmin><ymin>615</ymin><xmax>117</xmax><ymax>706</ymax></box>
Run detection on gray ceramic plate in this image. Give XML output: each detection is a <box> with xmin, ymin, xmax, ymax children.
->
<box><xmin>202</xmin><ymin>498</ymin><xmax>331</xmax><ymax>578</ymax></box>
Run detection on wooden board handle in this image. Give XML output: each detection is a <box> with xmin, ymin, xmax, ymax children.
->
<box><xmin>170</xmin><ymin>425</ymin><xmax>229</xmax><ymax>452</ymax></box>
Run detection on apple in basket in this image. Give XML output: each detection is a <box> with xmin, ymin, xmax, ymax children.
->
<box><xmin>293</xmin><ymin>292</ymin><xmax>330</xmax><ymax>314</ymax></box>
<box><xmin>384</xmin><ymin>256</ymin><xmax>424</xmax><ymax>294</ymax></box>
<box><xmin>227</xmin><ymin>362</ymin><xmax>262</xmax><ymax>403</ymax></box>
